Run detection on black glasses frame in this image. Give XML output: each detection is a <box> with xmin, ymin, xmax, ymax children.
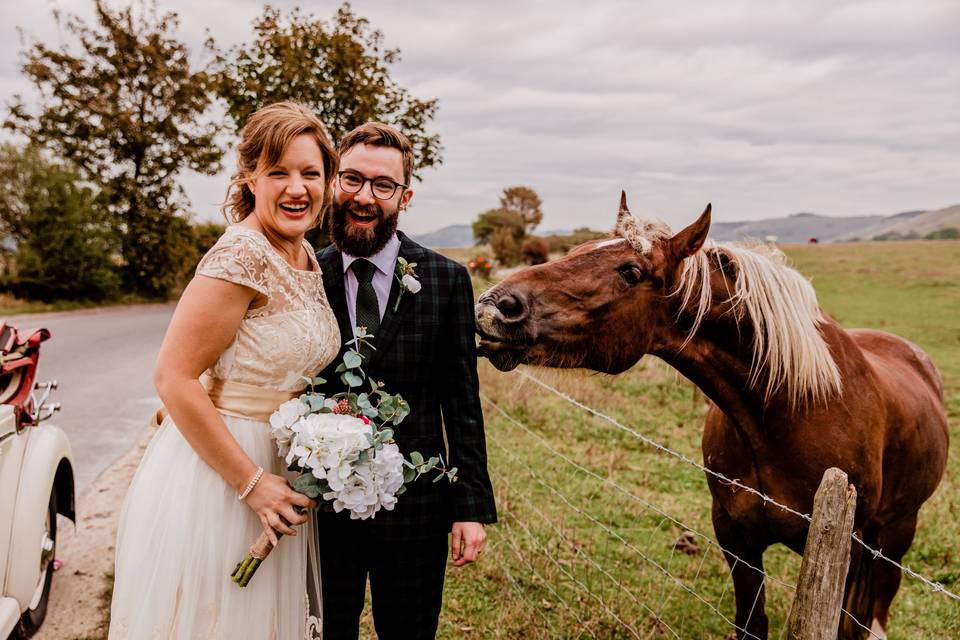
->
<box><xmin>337</xmin><ymin>170</ymin><xmax>408</xmax><ymax>200</ymax></box>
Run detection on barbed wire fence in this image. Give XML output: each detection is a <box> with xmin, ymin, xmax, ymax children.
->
<box><xmin>478</xmin><ymin>366</ymin><xmax>957</xmax><ymax>638</ymax></box>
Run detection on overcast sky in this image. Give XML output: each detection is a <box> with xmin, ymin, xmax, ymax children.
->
<box><xmin>3</xmin><ymin>0</ymin><xmax>958</xmax><ymax>234</ymax></box>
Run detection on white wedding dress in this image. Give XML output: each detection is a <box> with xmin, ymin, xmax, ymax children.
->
<box><xmin>109</xmin><ymin>226</ymin><xmax>341</xmax><ymax>639</ymax></box>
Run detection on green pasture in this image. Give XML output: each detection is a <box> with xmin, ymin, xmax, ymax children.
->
<box><xmin>419</xmin><ymin>240</ymin><xmax>960</xmax><ymax>639</ymax></box>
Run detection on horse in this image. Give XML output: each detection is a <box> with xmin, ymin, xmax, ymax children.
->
<box><xmin>474</xmin><ymin>193</ymin><xmax>948</xmax><ymax>639</ymax></box>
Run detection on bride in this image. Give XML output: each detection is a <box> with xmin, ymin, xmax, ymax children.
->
<box><xmin>109</xmin><ymin>102</ymin><xmax>341</xmax><ymax>639</ymax></box>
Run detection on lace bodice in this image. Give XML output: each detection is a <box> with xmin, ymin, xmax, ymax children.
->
<box><xmin>195</xmin><ymin>225</ymin><xmax>340</xmax><ymax>392</ymax></box>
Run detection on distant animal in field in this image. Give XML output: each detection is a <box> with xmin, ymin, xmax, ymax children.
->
<box><xmin>475</xmin><ymin>193</ymin><xmax>949</xmax><ymax>639</ymax></box>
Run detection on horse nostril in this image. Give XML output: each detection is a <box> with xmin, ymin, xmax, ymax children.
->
<box><xmin>496</xmin><ymin>293</ymin><xmax>527</xmax><ymax>322</ymax></box>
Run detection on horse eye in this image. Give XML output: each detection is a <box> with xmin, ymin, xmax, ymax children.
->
<box><xmin>617</xmin><ymin>265</ymin><xmax>643</xmax><ymax>285</ymax></box>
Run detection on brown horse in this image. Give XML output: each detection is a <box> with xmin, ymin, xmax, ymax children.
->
<box><xmin>475</xmin><ymin>194</ymin><xmax>948</xmax><ymax>639</ymax></box>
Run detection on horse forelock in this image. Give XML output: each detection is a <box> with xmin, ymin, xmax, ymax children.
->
<box><xmin>613</xmin><ymin>213</ymin><xmax>672</xmax><ymax>255</ymax></box>
<box><xmin>675</xmin><ymin>241</ymin><xmax>843</xmax><ymax>410</ymax></box>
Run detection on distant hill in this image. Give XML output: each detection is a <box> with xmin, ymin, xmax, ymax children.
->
<box><xmin>856</xmin><ymin>204</ymin><xmax>960</xmax><ymax>239</ymax></box>
<box><xmin>410</xmin><ymin>224</ymin><xmax>475</xmax><ymax>248</ymax></box>
<box><xmin>709</xmin><ymin>206</ymin><xmax>960</xmax><ymax>243</ymax></box>
<box><xmin>410</xmin><ymin>204</ymin><xmax>960</xmax><ymax>247</ymax></box>
<box><xmin>709</xmin><ymin>211</ymin><xmax>924</xmax><ymax>243</ymax></box>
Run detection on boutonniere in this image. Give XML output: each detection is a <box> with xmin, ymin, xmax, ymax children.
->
<box><xmin>393</xmin><ymin>257</ymin><xmax>421</xmax><ymax>311</ymax></box>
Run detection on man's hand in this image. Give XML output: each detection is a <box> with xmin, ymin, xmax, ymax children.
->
<box><xmin>451</xmin><ymin>521</ymin><xmax>486</xmax><ymax>567</ymax></box>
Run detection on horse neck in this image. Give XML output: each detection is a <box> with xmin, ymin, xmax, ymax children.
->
<box><xmin>652</xmin><ymin>321</ymin><xmax>770</xmax><ymax>441</ymax></box>
<box><xmin>653</xmin><ymin>311</ymin><xmax>859</xmax><ymax>442</ymax></box>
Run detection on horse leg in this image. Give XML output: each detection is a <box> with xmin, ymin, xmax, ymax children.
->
<box><xmin>712</xmin><ymin>500</ymin><xmax>769</xmax><ymax>640</ymax></box>
<box><xmin>866</xmin><ymin>514</ymin><xmax>918</xmax><ymax>639</ymax></box>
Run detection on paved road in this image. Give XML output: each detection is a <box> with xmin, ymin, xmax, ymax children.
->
<box><xmin>8</xmin><ymin>303</ymin><xmax>176</xmax><ymax>490</ymax></box>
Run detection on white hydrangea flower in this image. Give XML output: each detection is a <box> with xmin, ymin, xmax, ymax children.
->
<box><xmin>283</xmin><ymin>408</ymin><xmax>410</xmax><ymax>521</ymax></box>
<box><xmin>269</xmin><ymin>398</ymin><xmax>309</xmax><ymax>457</ymax></box>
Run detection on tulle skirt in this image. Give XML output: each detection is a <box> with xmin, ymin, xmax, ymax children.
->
<box><xmin>109</xmin><ymin>413</ymin><xmax>322</xmax><ymax>639</ymax></box>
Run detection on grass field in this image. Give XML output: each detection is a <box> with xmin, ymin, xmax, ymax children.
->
<box><xmin>408</xmin><ymin>240</ymin><xmax>960</xmax><ymax>639</ymax></box>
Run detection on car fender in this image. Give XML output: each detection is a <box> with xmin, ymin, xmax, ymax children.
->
<box><xmin>5</xmin><ymin>423</ymin><xmax>74</xmax><ymax>610</ymax></box>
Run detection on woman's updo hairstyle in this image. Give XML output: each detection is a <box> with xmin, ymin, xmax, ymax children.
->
<box><xmin>222</xmin><ymin>101</ymin><xmax>339</xmax><ymax>226</ymax></box>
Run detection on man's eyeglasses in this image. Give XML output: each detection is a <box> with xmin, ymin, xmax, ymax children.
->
<box><xmin>337</xmin><ymin>170</ymin><xmax>408</xmax><ymax>200</ymax></box>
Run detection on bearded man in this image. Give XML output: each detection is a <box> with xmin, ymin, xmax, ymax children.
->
<box><xmin>314</xmin><ymin>122</ymin><xmax>497</xmax><ymax>640</ymax></box>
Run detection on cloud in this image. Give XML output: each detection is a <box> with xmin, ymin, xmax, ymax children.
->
<box><xmin>2</xmin><ymin>0</ymin><xmax>957</xmax><ymax>233</ymax></box>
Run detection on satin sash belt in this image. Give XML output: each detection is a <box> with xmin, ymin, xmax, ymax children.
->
<box><xmin>200</xmin><ymin>374</ymin><xmax>295</xmax><ymax>422</ymax></box>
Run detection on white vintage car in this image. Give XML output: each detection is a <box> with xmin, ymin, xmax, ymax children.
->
<box><xmin>0</xmin><ymin>322</ymin><xmax>75</xmax><ymax>639</ymax></box>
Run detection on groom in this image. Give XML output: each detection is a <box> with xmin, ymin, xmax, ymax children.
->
<box><xmin>315</xmin><ymin>122</ymin><xmax>497</xmax><ymax>639</ymax></box>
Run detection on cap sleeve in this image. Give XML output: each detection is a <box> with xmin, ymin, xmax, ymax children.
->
<box><xmin>195</xmin><ymin>229</ymin><xmax>271</xmax><ymax>298</ymax></box>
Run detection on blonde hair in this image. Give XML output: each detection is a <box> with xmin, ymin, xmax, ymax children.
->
<box><xmin>675</xmin><ymin>242</ymin><xmax>842</xmax><ymax>410</ymax></box>
<box><xmin>222</xmin><ymin>102</ymin><xmax>339</xmax><ymax>225</ymax></box>
<box><xmin>614</xmin><ymin>212</ymin><xmax>842</xmax><ymax>410</ymax></box>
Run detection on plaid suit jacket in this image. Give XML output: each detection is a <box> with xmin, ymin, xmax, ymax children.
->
<box><xmin>315</xmin><ymin>231</ymin><xmax>497</xmax><ymax>540</ymax></box>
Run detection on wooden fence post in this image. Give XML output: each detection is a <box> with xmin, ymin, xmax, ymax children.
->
<box><xmin>786</xmin><ymin>467</ymin><xmax>858</xmax><ymax>639</ymax></box>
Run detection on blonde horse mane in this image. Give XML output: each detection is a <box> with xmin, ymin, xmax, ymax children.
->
<box><xmin>615</xmin><ymin>212</ymin><xmax>842</xmax><ymax>410</ymax></box>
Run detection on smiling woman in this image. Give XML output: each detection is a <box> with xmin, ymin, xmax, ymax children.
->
<box><xmin>108</xmin><ymin>102</ymin><xmax>343</xmax><ymax>640</ymax></box>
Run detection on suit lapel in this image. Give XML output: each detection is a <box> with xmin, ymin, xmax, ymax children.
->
<box><xmin>318</xmin><ymin>247</ymin><xmax>353</xmax><ymax>350</ymax></box>
<box><xmin>366</xmin><ymin>232</ymin><xmax>426</xmax><ymax>370</ymax></box>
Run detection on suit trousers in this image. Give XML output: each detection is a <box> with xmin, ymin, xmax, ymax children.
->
<box><xmin>318</xmin><ymin>514</ymin><xmax>449</xmax><ymax>640</ymax></box>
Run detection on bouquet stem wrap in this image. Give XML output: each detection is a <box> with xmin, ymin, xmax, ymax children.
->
<box><xmin>230</xmin><ymin>531</ymin><xmax>278</xmax><ymax>587</ymax></box>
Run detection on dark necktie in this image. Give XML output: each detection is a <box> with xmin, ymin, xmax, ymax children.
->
<box><xmin>351</xmin><ymin>259</ymin><xmax>380</xmax><ymax>351</ymax></box>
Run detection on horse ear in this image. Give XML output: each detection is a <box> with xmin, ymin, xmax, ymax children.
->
<box><xmin>668</xmin><ymin>203</ymin><xmax>712</xmax><ymax>259</ymax></box>
<box><xmin>617</xmin><ymin>190</ymin><xmax>630</xmax><ymax>221</ymax></box>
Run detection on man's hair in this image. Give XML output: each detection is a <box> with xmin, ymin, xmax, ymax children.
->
<box><xmin>222</xmin><ymin>101</ymin><xmax>339</xmax><ymax>225</ymax></box>
<box><xmin>339</xmin><ymin>122</ymin><xmax>415</xmax><ymax>185</ymax></box>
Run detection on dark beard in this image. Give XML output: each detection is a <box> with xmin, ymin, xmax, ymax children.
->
<box><xmin>329</xmin><ymin>199</ymin><xmax>399</xmax><ymax>257</ymax></box>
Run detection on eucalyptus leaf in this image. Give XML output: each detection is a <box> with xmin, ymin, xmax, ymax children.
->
<box><xmin>410</xmin><ymin>451</ymin><xmax>424</xmax><ymax>466</ymax></box>
<box><xmin>344</xmin><ymin>350</ymin><xmax>362</xmax><ymax>369</ymax></box>
<box><xmin>292</xmin><ymin>474</ymin><xmax>322</xmax><ymax>498</ymax></box>
<box><xmin>343</xmin><ymin>371</ymin><xmax>363</xmax><ymax>387</ymax></box>
<box><xmin>362</xmin><ymin>406</ymin><xmax>379</xmax><ymax>419</ymax></box>
<box><xmin>379</xmin><ymin>427</ymin><xmax>394</xmax><ymax>442</ymax></box>
<box><xmin>402</xmin><ymin>467</ymin><xmax>416</xmax><ymax>483</ymax></box>
<box><xmin>432</xmin><ymin>472</ymin><xmax>445</xmax><ymax>483</ymax></box>
<box><xmin>335</xmin><ymin>363</ymin><xmax>347</xmax><ymax>373</ymax></box>
<box><xmin>312</xmin><ymin>376</ymin><xmax>326</xmax><ymax>386</ymax></box>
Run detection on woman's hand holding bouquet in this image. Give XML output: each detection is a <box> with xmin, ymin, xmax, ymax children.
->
<box><xmin>231</xmin><ymin>328</ymin><xmax>457</xmax><ymax>587</ymax></box>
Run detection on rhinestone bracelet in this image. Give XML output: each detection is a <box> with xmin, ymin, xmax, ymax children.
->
<box><xmin>238</xmin><ymin>466</ymin><xmax>264</xmax><ymax>501</ymax></box>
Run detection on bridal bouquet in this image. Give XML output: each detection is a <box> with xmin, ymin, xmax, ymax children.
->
<box><xmin>231</xmin><ymin>328</ymin><xmax>457</xmax><ymax>587</ymax></box>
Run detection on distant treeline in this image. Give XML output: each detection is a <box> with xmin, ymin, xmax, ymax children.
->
<box><xmin>870</xmin><ymin>227</ymin><xmax>960</xmax><ymax>241</ymax></box>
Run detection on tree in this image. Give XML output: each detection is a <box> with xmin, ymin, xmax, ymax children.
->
<box><xmin>6</xmin><ymin>0</ymin><xmax>223</xmax><ymax>297</ymax></box>
<box><xmin>489</xmin><ymin>227</ymin><xmax>522</xmax><ymax>267</ymax></box>
<box><xmin>521</xmin><ymin>237</ymin><xmax>550</xmax><ymax>265</ymax></box>
<box><xmin>500</xmin><ymin>186</ymin><xmax>543</xmax><ymax>233</ymax></box>
<box><xmin>183</xmin><ymin>221</ymin><xmax>226</xmax><ymax>282</ymax></box>
<box><xmin>472</xmin><ymin>209</ymin><xmax>525</xmax><ymax>245</ymax></box>
<box><xmin>210</xmin><ymin>4</ymin><xmax>442</xmax><ymax>177</ymax></box>
<box><xmin>0</xmin><ymin>143</ymin><xmax>119</xmax><ymax>300</ymax></box>
<box><xmin>924</xmin><ymin>227</ymin><xmax>960</xmax><ymax>240</ymax></box>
